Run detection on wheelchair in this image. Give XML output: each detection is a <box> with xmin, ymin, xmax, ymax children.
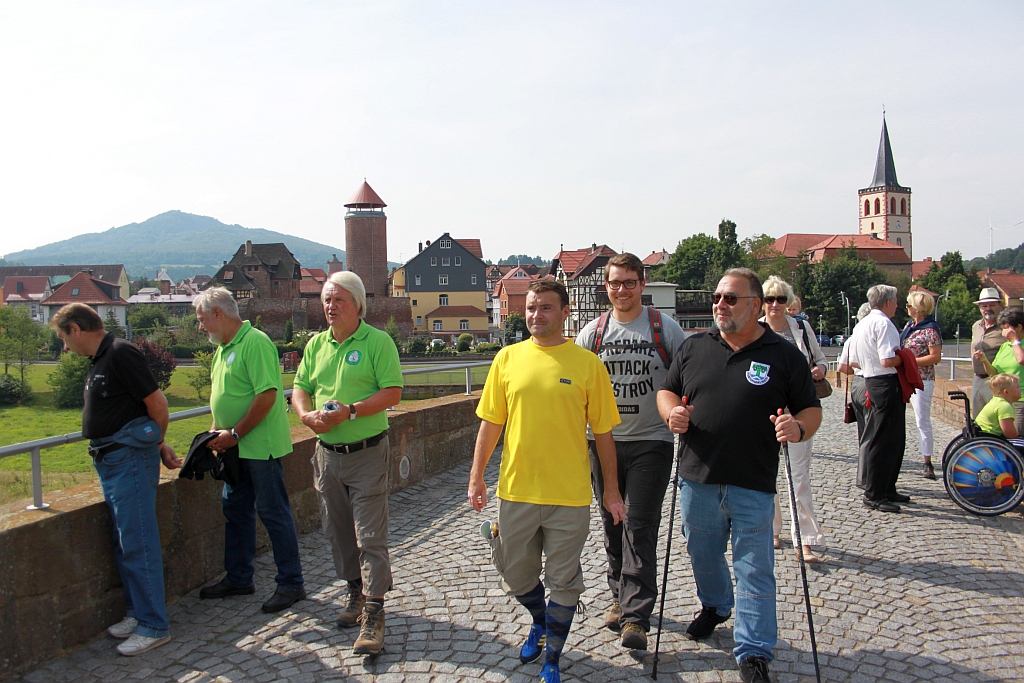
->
<box><xmin>942</xmin><ymin>391</ymin><xmax>1024</xmax><ymax>516</ymax></box>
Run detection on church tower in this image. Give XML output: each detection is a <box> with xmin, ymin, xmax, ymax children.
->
<box><xmin>858</xmin><ymin>117</ymin><xmax>912</xmax><ymax>259</ymax></box>
<box><xmin>344</xmin><ymin>181</ymin><xmax>389</xmax><ymax>298</ymax></box>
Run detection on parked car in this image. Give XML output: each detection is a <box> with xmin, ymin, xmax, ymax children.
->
<box><xmin>816</xmin><ymin>334</ymin><xmax>831</xmax><ymax>347</ymax></box>
<box><xmin>832</xmin><ymin>334</ymin><xmax>848</xmax><ymax>345</ymax></box>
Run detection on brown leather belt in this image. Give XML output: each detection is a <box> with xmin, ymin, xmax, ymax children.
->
<box><xmin>319</xmin><ymin>431</ymin><xmax>387</xmax><ymax>454</ymax></box>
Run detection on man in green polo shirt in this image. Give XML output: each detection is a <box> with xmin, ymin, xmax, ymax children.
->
<box><xmin>292</xmin><ymin>271</ymin><xmax>403</xmax><ymax>656</ymax></box>
<box><xmin>193</xmin><ymin>287</ymin><xmax>306</xmax><ymax>614</ymax></box>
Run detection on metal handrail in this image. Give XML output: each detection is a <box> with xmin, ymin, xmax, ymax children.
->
<box><xmin>0</xmin><ymin>360</ymin><xmax>492</xmax><ymax>512</ymax></box>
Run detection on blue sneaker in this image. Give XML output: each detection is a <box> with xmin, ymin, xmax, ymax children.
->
<box><xmin>539</xmin><ymin>662</ymin><xmax>561</xmax><ymax>682</ymax></box>
<box><xmin>519</xmin><ymin>623</ymin><xmax>546</xmax><ymax>663</ymax></box>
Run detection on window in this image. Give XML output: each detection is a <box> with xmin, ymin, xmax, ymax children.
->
<box><xmin>412</xmin><ymin>299</ymin><xmax>417</xmax><ymax>306</ymax></box>
<box><xmin>455</xmin><ymin>256</ymin><xmax>462</xmax><ymax>266</ymax></box>
<box><xmin>900</xmin><ymin>198</ymin><xmax>906</xmax><ymax>214</ymax></box>
<box><xmin>415</xmin><ymin>275</ymin><xmax>421</xmax><ymax>286</ymax></box>
<box><xmin>430</xmin><ymin>257</ymin><xmax>437</xmax><ymax>266</ymax></box>
<box><xmin>440</xmin><ymin>239</ymin><xmax>452</xmax><ymax>249</ymax></box>
<box><xmin>460</xmin><ymin>320</ymin><xmax>469</xmax><ymax>330</ymax></box>
<box><xmin>439</xmin><ymin>275</ymin><xmax>448</xmax><ymax>285</ymax></box>
<box><xmin>442</xmin><ymin>257</ymin><xmax>450</xmax><ymax>266</ymax></box>
<box><xmin>896</xmin><ymin>238</ymin><xmax>902</xmax><ymax>246</ymax></box>
<box><xmin>223</xmin><ymin>270</ymin><xmax>233</xmax><ymax>281</ymax></box>
<box><xmin>439</xmin><ymin>294</ymin><xmax>449</xmax><ymax>306</ymax></box>
<box><xmin>471</xmin><ymin>274</ymin><xmax>477</xmax><ymax>285</ymax></box>
<box><xmin>874</xmin><ymin>198</ymin><xmax>880</xmax><ymax>214</ymax></box>
<box><xmin>890</xmin><ymin>198</ymin><xmax>896</xmax><ymax>214</ymax></box>
<box><xmin>416</xmin><ymin>316</ymin><xmax>422</xmax><ymax>326</ymax></box>
<box><xmin>434</xmin><ymin>320</ymin><xmax>443</xmax><ymax>331</ymax></box>
<box><xmin>864</xmin><ymin>199</ymin><xmax>870</xmax><ymax>216</ymax></box>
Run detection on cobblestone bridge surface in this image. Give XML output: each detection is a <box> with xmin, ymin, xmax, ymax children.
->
<box><xmin>16</xmin><ymin>395</ymin><xmax>1024</xmax><ymax>682</ymax></box>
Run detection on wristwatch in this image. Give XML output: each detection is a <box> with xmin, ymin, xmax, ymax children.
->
<box><xmin>230</xmin><ymin>428</ymin><xmax>240</xmax><ymax>441</ymax></box>
<box><xmin>796</xmin><ymin>422</ymin><xmax>806</xmax><ymax>442</ymax></box>
<box><xmin>348</xmin><ymin>404</ymin><xmax>357</xmax><ymax>421</ymax></box>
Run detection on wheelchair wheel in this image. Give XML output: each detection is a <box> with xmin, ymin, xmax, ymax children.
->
<box><xmin>941</xmin><ymin>434</ymin><xmax>968</xmax><ymax>470</ymax></box>
<box><xmin>943</xmin><ymin>437</ymin><xmax>1024</xmax><ymax>517</ymax></box>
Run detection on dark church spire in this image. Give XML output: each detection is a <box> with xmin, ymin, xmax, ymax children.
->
<box><xmin>869</xmin><ymin>117</ymin><xmax>903</xmax><ymax>189</ymax></box>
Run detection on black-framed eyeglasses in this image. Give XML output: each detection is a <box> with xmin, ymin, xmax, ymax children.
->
<box><xmin>764</xmin><ymin>296</ymin><xmax>788</xmax><ymax>305</ymax></box>
<box><xmin>712</xmin><ymin>293</ymin><xmax>757</xmax><ymax>306</ymax></box>
<box><xmin>607</xmin><ymin>280</ymin><xmax>640</xmax><ymax>290</ymax></box>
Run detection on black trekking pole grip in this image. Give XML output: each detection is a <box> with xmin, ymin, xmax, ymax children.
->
<box><xmin>783</xmin><ymin>439</ymin><xmax>822</xmax><ymax>683</ymax></box>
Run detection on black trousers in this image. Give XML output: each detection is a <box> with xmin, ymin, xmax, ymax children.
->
<box><xmin>862</xmin><ymin>375</ymin><xmax>906</xmax><ymax>502</ymax></box>
<box><xmin>589</xmin><ymin>439</ymin><xmax>673</xmax><ymax>631</ymax></box>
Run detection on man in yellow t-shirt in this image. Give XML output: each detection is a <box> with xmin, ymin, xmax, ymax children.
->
<box><xmin>469</xmin><ymin>279</ymin><xmax>624</xmax><ymax>683</ymax></box>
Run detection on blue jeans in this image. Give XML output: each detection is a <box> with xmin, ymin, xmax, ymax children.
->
<box><xmin>95</xmin><ymin>445</ymin><xmax>169</xmax><ymax>638</ymax></box>
<box><xmin>222</xmin><ymin>456</ymin><xmax>304</xmax><ymax>590</ymax></box>
<box><xmin>679</xmin><ymin>479</ymin><xmax>776</xmax><ymax>664</ymax></box>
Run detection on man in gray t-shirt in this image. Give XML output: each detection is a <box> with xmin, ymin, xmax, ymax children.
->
<box><xmin>576</xmin><ymin>253</ymin><xmax>687</xmax><ymax>651</ymax></box>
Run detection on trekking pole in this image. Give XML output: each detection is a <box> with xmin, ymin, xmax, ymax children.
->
<box><xmin>652</xmin><ymin>401</ymin><xmax>685</xmax><ymax>680</ymax></box>
<box><xmin>783</xmin><ymin>439</ymin><xmax>822</xmax><ymax>683</ymax></box>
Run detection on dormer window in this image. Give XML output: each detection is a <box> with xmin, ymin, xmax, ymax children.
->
<box><xmin>224</xmin><ymin>271</ymin><xmax>234</xmax><ymax>281</ymax></box>
<box><xmin>440</xmin><ymin>239</ymin><xmax>452</xmax><ymax>249</ymax></box>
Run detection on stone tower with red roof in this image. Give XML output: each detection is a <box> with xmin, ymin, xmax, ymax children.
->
<box><xmin>344</xmin><ymin>180</ymin><xmax>389</xmax><ymax>298</ymax></box>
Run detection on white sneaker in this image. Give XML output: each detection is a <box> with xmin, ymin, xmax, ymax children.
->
<box><xmin>116</xmin><ymin>633</ymin><xmax>171</xmax><ymax>656</ymax></box>
<box><xmin>107</xmin><ymin>616</ymin><xmax>138</xmax><ymax>639</ymax></box>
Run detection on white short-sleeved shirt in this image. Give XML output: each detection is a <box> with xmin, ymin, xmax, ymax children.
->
<box><xmin>847</xmin><ymin>309</ymin><xmax>900</xmax><ymax>377</ymax></box>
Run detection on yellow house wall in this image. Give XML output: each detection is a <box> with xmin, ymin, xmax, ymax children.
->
<box><xmin>410</xmin><ymin>290</ymin><xmax>487</xmax><ymax>332</ymax></box>
<box><xmin>427</xmin><ymin>314</ymin><xmax>490</xmax><ymax>334</ymax></box>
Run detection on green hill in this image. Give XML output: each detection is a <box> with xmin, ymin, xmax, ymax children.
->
<box><xmin>2</xmin><ymin>211</ymin><xmax>357</xmax><ymax>282</ymax></box>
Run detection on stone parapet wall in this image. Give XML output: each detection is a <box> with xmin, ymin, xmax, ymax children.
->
<box><xmin>0</xmin><ymin>393</ymin><xmax>481</xmax><ymax>680</ymax></box>
<box><xmin>826</xmin><ymin>371</ymin><xmax>971</xmax><ymax>430</ymax></box>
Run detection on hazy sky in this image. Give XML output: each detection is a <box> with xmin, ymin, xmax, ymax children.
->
<box><xmin>2</xmin><ymin>1</ymin><xmax>1022</xmax><ymax>265</ymax></box>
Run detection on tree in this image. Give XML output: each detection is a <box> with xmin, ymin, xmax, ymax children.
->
<box><xmin>0</xmin><ymin>306</ymin><xmax>47</xmax><ymax>388</ymax></box>
<box><xmin>126</xmin><ymin>305</ymin><xmax>168</xmax><ymax>334</ymax></box>
<box><xmin>936</xmin><ymin>274</ymin><xmax>978</xmax><ymax>339</ymax></box>
<box><xmin>794</xmin><ymin>246</ymin><xmax>886</xmax><ymax>336</ymax></box>
<box><xmin>457</xmin><ymin>333</ymin><xmax>473</xmax><ymax>352</ymax></box>
<box><xmin>711</xmin><ymin>218</ymin><xmax>744</xmax><ymax>276</ymax></box>
<box><xmin>654</xmin><ymin>233</ymin><xmax>719</xmax><ymax>290</ymax></box>
<box><xmin>284</xmin><ymin>319</ymin><xmax>294</xmax><ymax>343</ymax></box>
<box><xmin>132</xmin><ymin>338</ymin><xmax>177</xmax><ymax>390</ymax></box>
<box><xmin>503</xmin><ymin>312</ymin><xmax>529</xmax><ymax>345</ymax></box>
<box><xmin>406</xmin><ymin>337</ymin><xmax>428</xmax><ymax>354</ymax></box>
<box><xmin>916</xmin><ymin>251</ymin><xmax>982</xmax><ymax>300</ymax></box>
<box><xmin>104</xmin><ymin>309</ymin><xmax>125</xmax><ymax>337</ymax></box>
<box><xmin>384</xmin><ymin>316</ymin><xmax>402</xmax><ymax>353</ymax></box>
<box><xmin>47</xmin><ymin>351</ymin><xmax>91</xmax><ymax>408</ymax></box>
<box><xmin>184</xmin><ymin>349</ymin><xmax>215</xmax><ymax>401</ymax></box>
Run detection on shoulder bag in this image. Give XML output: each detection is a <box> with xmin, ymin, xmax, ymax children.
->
<box><xmin>799</xmin><ymin>321</ymin><xmax>833</xmax><ymax>399</ymax></box>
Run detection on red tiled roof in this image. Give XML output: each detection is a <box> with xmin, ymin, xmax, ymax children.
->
<box><xmin>454</xmin><ymin>239</ymin><xmax>484</xmax><ymax>260</ymax></box>
<box><xmin>806</xmin><ymin>234</ymin><xmax>905</xmax><ymax>253</ymax></box>
<box><xmin>909</xmin><ymin>284</ymin><xmax>938</xmax><ymax>297</ymax></box>
<box><xmin>912</xmin><ymin>258</ymin><xmax>936</xmax><ymax>280</ymax></box>
<box><xmin>567</xmin><ymin>246</ymin><xmax>617</xmax><ymax>280</ymax></box>
<box><xmin>772</xmin><ymin>233</ymin><xmax>835</xmax><ymax>258</ymax></box>
<box><xmin>42</xmin><ymin>272</ymin><xmax>126</xmax><ymax>306</ymax></box>
<box><xmin>985</xmin><ymin>271</ymin><xmax>1024</xmax><ymax>301</ymax></box>
<box><xmin>422</xmin><ymin>305</ymin><xmax>489</xmax><ymax>318</ymax></box>
<box><xmin>500</xmin><ymin>280</ymin><xmax>535</xmax><ymax>296</ymax></box>
<box><xmin>302</xmin><ymin>268</ymin><xmax>327</xmax><ymax>281</ymax></box>
<box><xmin>344</xmin><ymin>181</ymin><xmax>386</xmax><ymax>208</ymax></box>
<box><xmin>556</xmin><ymin>245</ymin><xmax>616</xmax><ymax>278</ymax></box>
<box><xmin>642</xmin><ymin>250</ymin><xmax>670</xmax><ymax>266</ymax></box>
<box><xmin>2</xmin><ymin>276</ymin><xmax>50</xmax><ymax>303</ymax></box>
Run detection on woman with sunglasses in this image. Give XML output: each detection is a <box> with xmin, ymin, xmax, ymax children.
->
<box><xmin>759</xmin><ymin>276</ymin><xmax>827</xmax><ymax>562</ymax></box>
<box><xmin>900</xmin><ymin>291</ymin><xmax>942</xmax><ymax>479</ymax></box>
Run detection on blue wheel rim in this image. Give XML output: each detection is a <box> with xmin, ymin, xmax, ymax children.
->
<box><xmin>944</xmin><ymin>437</ymin><xmax>1024</xmax><ymax>516</ymax></box>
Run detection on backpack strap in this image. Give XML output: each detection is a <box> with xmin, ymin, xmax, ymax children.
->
<box><xmin>647</xmin><ymin>307</ymin><xmax>672</xmax><ymax>367</ymax></box>
<box><xmin>591</xmin><ymin>311</ymin><xmax>611</xmax><ymax>354</ymax></box>
<box><xmin>798</xmin><ymin>320</ymin><xmax>815</xmax><ymax>369</ymax></box>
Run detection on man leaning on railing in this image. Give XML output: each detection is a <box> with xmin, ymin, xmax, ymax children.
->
<box><xmin>49</xmin><ymin>303</ymin><xmax>182</xmax><ymax>657</ymax></box>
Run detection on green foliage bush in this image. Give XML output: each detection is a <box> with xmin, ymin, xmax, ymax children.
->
<box><xmin>457</xmin><ymin>333</ymin><xmax>472</xmax><ymax>352</ymax></box>
<box><xmin>284</xmin><ymin>319</ymin><xmax>294</xmax><ymax>343</ymax></box>
<box><xmin>185</xmin><ymin>349</ymin><xmax>215</xmax><ymax>401</ymax></box>
<box><xmin>47</xmin><ymin>352</ymin><xmax>91</xmax><ymax>408</ymax></box>
<box><xmin>406</xmin><ymin>337</ymin><xmax>428</xmax><ymax>354</ymax></box>
<box><xmin>0</xmin><ymin>373</ymin><xmax>30</xmax><ymax>406</ymax></box>
<box><xmin>474</xmin><ymin>342</ymin><xmax>500</xmax><ymax>353</ymax></box>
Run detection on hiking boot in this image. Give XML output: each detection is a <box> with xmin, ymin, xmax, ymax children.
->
<box><xmin>353</xmin><ymin>601</ymin><xmax>385</xmax><ymax>655</ymax></box>
<box><xmin>739</xmin><ymin>655</ymin><xmax>774</xmax><ymax>682</ymax></box>
<box><xmin>603</xmin><ymin>600</ymin><xmax>622</xmax><ymax>632</ymax></box>
<box><xmin>519</xmin><ymin>622</ymin><xmax>546</xmax><ymax>663</ymax></box>
<box><xmin>923</xmin><ymin>462</ymin><xmax>936</xmax><ymax>480</ymax></box>
<box><xmin>337</xmin><ymin>585</ymin><xmax>367</xmax><ymax>628</ymax></box>
<box><xmin>539</xmin><ymin>662</ymin><xmax>561</xmax><ymax>683</ymax></box>
<box><xmin>116</xmin><ymin>633</ymin><xmax>171</xmax><ymax>656</ymax></box>
<box><xmin>199</xmin><ymin>578</ymin><xmax>255</xmax><ymax>599</ymax></box>
<box><xmin>107</xmin><ymin>616</ymin><xmax>137</xmax><ymax>639</ymax></box>
<box><xmin>620</xmin><ymin>622</ymin><xmax>648</xmax><ymax>650</ymax></box>
<box><xmin>685</xmin><ymin>604</ymin><xmax>729</xmax><ymax>640</ymax></box>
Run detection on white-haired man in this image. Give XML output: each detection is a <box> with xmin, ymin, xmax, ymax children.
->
<box><xmin>291</xmin><ymin>272</ymin><xmax>404</xmax><ymax>656</ymax></box>
<box><xmin>194</xmin><ymin>287</ymin><xmax>306</xmax><ymax>613</ymax></box>
<box><xmin>971</xmin><ymin>288</ymin><xmax>1005</xmax><ymax>419</ymax></box>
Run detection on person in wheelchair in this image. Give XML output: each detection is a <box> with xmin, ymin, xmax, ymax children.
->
<box><xmin>975</xmin><ymin>374</ymin><xmax>1024</xmax><ymax>448</ymax></box>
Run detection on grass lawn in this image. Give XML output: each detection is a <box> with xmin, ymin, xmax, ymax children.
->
<box><xmin>0</xmin><ymin>361</ymin><xmax>490</xmax><ymax>505</ymax></box>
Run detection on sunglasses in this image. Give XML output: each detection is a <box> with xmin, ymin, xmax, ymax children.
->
<box><xmin>764</xmin><ymin>296</ymin><xmax>788</xmax><ymax>305</ymax></box>
<box><xmin>712</xmin><ymin>293</ymin><xmax>757</xmax><ymax>306</ymax></box>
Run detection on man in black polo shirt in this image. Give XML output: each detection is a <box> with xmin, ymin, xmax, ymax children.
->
<box><xmin>657</xmin><ymin>268</ymin><xmax>821</xmax><ymax>683</ymax></box>
<box><xmin>50</xmin><ymin>303</ymin><xmax>182</xmax><ymax>657</ymax></box>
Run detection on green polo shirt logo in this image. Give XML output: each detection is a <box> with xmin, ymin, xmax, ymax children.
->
<box><xmin>345</xmin><ymin>350</ymin><xmax>362</xmax><ymax>365</ymax></box>
<box><xmin>225</xmin><ymin>351</ymin><xmax>236</xmax><ymax>366</ymax></box>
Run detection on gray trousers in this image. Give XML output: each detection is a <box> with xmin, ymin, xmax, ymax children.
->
<box><xmin>312</xmin><ymin>437</ymin><xmax>392</xmax><ymax>597</ymax></box>
<box><xmin>971</xmin><ymin>375</ymin><xmax>992</xmax><ymax>420</ymax></box>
